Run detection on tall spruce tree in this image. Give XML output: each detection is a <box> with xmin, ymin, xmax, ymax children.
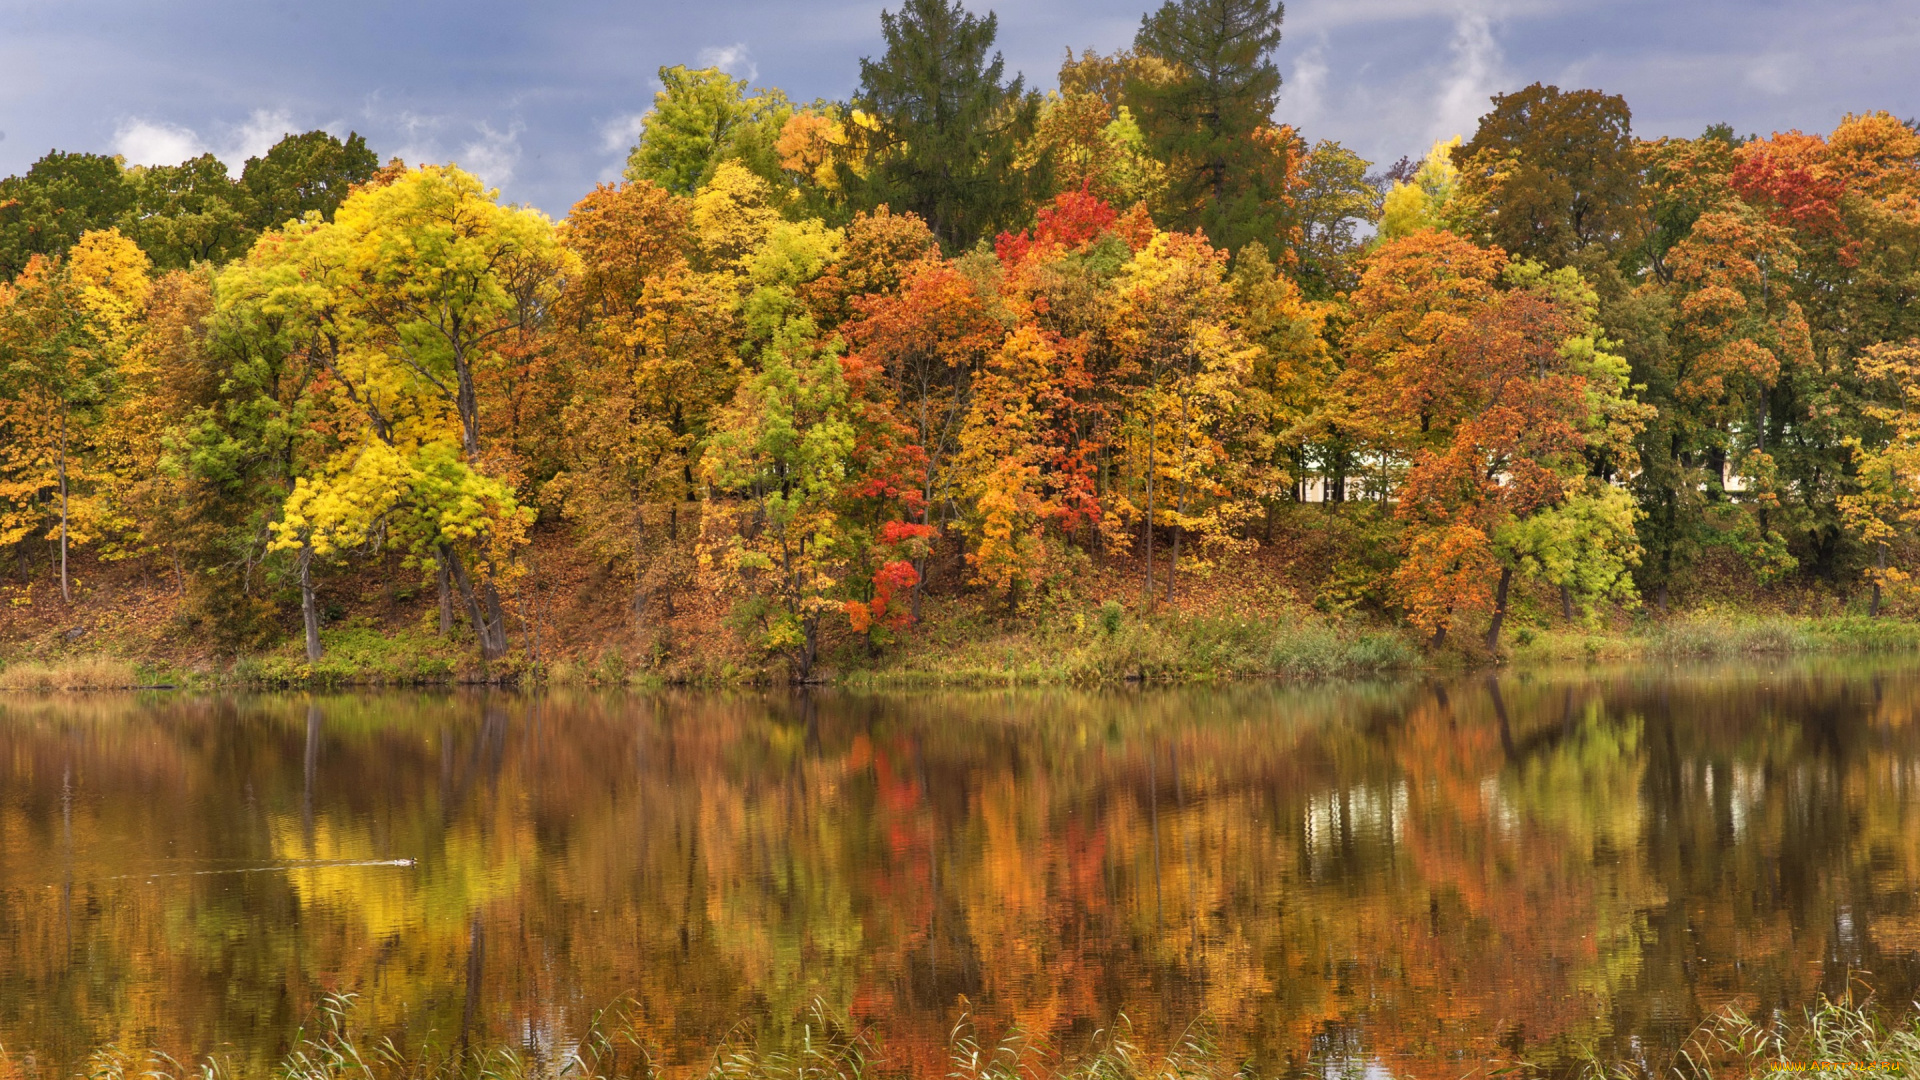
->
<box><xmin>851</xmin><ymin>0</ymin><xmax>1045</xmax><ymax>252</ymax></box>
<box><xmin>1130</xmin><ymin>0</ymin><xmax>1286</xmax><ymax>255</ymax></box>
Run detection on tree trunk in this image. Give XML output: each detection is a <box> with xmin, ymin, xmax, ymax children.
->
<box><xmin>906</xmin><ymin>498</ymin><xmax>932</xmax><ymax>618</ymax></box>
<box><xmin>480</xmin><ymin>572</ymin><xmax>509</xmax><ymax>653</ymax></box>
<box><xmin>1657</xmin><ymin>581</ymin><xmax>1670</xmax><ymax>615</ymax></box>
<box><xmin>794</xmin><ymin>616</ymin><xmax>819</xmax><ymax>684</ymax></box>
<box><xmin>1872</xmin><ymin>541</ymin><xmax>1887</xmax><ymax>617</ymax></box>
<box><xmin>1143</xmin><ymin>425</ymin><xmax>1156</xmax><ymax>605</ymax></box>
<box><xmin>1165</xmin><ymin>476</ymin><xmax>1190</xmax><ymax>603</ymax></box>
<box><xmin>300</xmin><ymin>546</ymin><xmax>323</xmax><ymax>663</ymax></box>
<box><xmin>632</xmin><ymin>508</ymin><xmax>650</xmax><ymax>633</ymax></box>
<box><xmin>57</xmin><ymin>417</ymin><xmax>70</xmax><ymax>604</ymax></box>
<box><xmin>436</xmin><ymin>554</ymin><xmax>454</xmax><ymax>635</ymax></box>
<box><xmin>444</xmin><ymin>546</ymin><xmax>508</xmax><ymax>661</ymax></box>
<box><xmin>1485</xmin><ymin>566</ymin><xmax>1513</xmax><ymax>654</ymax></box>
<box><xmin>1431</xmin><ymin>620</ymin><xmax>1448</xmax><ymax>651</ymax></box>
<box><xmin>1165</xmin><ymin>525</ymin><xmax>1179</xmax><ymax>602</ymax></box>
<box><xmin>1560</xmin><ymin>584</ymin><xmax>1574</xmax><ymax>623</ymax></box>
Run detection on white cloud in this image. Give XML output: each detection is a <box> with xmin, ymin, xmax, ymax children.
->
<box><xmin>1742</xmin><ymin>53</ymin><xmax>1803</xmax><ymax>97</ymax></box>
<box><xmin>697</xmin><ymin>42</ymin><xmax>758</xmax><ymax>83</ymax></box>
<box><xmin>110</xmin><ymin>109</ymin><xmax>311</xmax><ymax>170</ymax></box>
<box><xmin>1284</xmin><ymin>37</ymin><xmax>1331</xmax><ymax>127</ymax></box>
<box><xmin>112</xmin><ymin>118</ymin><xmax>206</xmax><ymax>165</ymax></box>
<box><xmin>381</xmin><ymin>108</ymin><xmax>449</xmax><ymax>169</ymax></box>
<box><xmin>599</xmin><ymin>112</ymin><xmax>646</xmax><ymax>155</ymax></box>
<box><xmin>1290</xmin><ymin>0</ymin><xmax>1563</xmax><ymax>32</ymax></box>
<box><xmin>596</xmin><ymin>112</ymin><xmax>646</xmax><ymax>184</ymax></box>
<box><xmin>459</xmin><ymin>121</ymin><xmax>524</xmax><ymax>189</ymax></box>
<box><xmin>223</xmin><ymin>108</ymin><xmax>297</xmax><ymax>164</ymax></box>
<box><xmin>1431</xmin><ymin>11</ymin><xmax>1505</xmax><ymax>144</ymax></box>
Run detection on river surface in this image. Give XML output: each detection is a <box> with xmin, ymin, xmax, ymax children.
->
<box><xmin>4</xmin><ymin>663</ymin><xmax>1920</xmax><ymax>1075</ymax></box>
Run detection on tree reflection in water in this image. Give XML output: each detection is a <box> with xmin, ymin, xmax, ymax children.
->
<box><xmin>3</xmin><ymin>663</ymin><xmax>1920</xmax><ymax>1076</ymax></box>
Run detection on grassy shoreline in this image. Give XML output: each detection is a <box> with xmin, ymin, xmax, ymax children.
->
<box><xmin>5</xmin><ymin>610</ymin><xmax>1919</xmax><ymax>692</ymax></box>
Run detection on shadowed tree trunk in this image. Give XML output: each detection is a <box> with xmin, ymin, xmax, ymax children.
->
<box><xmin>1166</xmin><ymin>481</ymin><xmax>1187</xmax><ymax>603</ymax></box>
<box><xmin>1143</xmin><ymin>424</ymin><xmax>1156</xmax><ymax>606</ymax></box>
<box><xmin>1485</xmin><ymin>566</ymin><xmax>1514</xmax><ymax>653</ymax></box>
<box><xmin>443</xmin><ymin>545</ymin><xmax>508</xmax><ymax>661</ymax></box>
<box><xmin>57</xmin><ymin>415</ymin><xmax>70</xmax><ymax>604</ymax></box>
<box><xmin>435</xmin><ymin>554</ymin><xmax>454</xmax><ymax>635</ymax></box>
<box><xmin>1872</xmin><ymin>542</ymin><xmax>1887</xmax><ymax>617</ymax></box>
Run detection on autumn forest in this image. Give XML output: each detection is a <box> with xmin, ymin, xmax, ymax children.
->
<box><xmin>4</xmin><ymin>0</ymin><xmax>1920</xmax><ymax>681</ymax></box>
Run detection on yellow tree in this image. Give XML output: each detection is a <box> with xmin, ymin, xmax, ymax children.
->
<box><xmin>0</xmin><ymin>229</ymin><xmax>151</xmax><ymax>602</ymax></box>
<box><xmin>1377</xmin><ymin>138</ymin><xmax>1462</xmax><ymax>241</ymax></box>
<box><xmin>88</xmin><ymin>268</ymin><xmax>221</xmax><ymax>588</ymax></box>
<box><xmin>952</xmin><ymin>326</ymin><xmax>1060</xmax><ymax>603</ymax></box>
<box><xmin>1107</xmin><ymin>229</ymin><xmax>1266</xmax><ymax>602</ymax></box>
<box><xmin>1230</xmin><ymin>243</ymin><xmax>1336</xmax><ymax>514</ymax></box>
<box><xmin>230</xmin><ymin>165</ymin><xmax>559</xmax><ymax>661</ymax></box>
<box><xmin>1841</xmin><ymin>342</ymin><xmax>1920</xmax><ymax>615</ymax></box>
<box><xmin>696</xmin><ymin>177</ymin><xmax>860</xmax><ymax>679</ymax></box>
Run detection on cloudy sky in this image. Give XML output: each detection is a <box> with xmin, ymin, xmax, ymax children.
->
<box><xmin>0</xmin><ymin>0</ymin><xmax>1913</xmax><ymax>214</ymax></box>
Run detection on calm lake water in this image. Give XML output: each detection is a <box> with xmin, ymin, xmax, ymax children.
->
<box><xmin>4</xmin><ymin>663</ymin><xmax>1920</xmax><ymax>1074</ymax></box>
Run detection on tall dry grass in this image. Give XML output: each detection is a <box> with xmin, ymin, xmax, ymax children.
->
<box><xmin>0</xmin><ymin>657</ymin><xmax>142</xmax><ymax>691</ymax></box>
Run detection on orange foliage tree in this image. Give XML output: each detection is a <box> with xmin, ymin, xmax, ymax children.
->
<box><xmin>1339</xmin><ymin>230</ymin><xmax>1644</xmax><ymax>647</ymax></box>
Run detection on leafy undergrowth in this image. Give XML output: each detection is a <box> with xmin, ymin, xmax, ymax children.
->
<box><xmin>228</xmin><ymin>624</ymin><xmax>468</xmax><ymax>687</ymax></box>
<box><xmin>8</xmin><ymin>530</ymin><xmax>1920</xmax><ymax>690</ymax></box>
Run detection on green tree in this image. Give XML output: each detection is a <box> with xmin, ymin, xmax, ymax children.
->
<box><xmin>128</xmin><ymin>153</ymin><xmax>252</xmax><ymax>269</ymax></box>
<box><xmin>1291</xmin><ymin>138</ymin><xmax>1377</xmax><ymax>296</ymax></box>
<box><xmin>1130</xmin><ymin>0</ymin><xmax>1287</xmax><ymax>255</ymax></box>
<box><xmin>0</xmin><ymin>152</ymin><xmax>138</xmax><ymax>281</ymax></box>
<box><xmin>1497</xmin><ymin>478</ymin><xmax>1642</xmax><ymax>627</ymax></box>
<box><xmin>700</xmin><ymin>218</ymin><xmax>854</xmax><ymax>680</ymax></box>
<box><xmin>238</xmin><ymin>129</ymin><xmax>381</xmax><ymax>232</ymax></box>
<box><xmin>625</xmin><ymin>66</ymin><xmax>793</xmax><ymax>197</ymax></box>
<box><xmin>850</xmin><ymin>0</ymin><xmax>1046</xmax><ymax>251</ymax></box>
<box><xmin>1450</xmin><ymin>83</ymin><xmax>1643</xmax><ymax>269</ymax></box>
<box><xmin>153</xmin><ymin>254</ymin><xmax>324</xmax><ymax>651</ymax></box>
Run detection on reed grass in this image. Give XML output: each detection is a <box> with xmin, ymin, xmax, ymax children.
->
<box><xmin>1551</xmin><ymin>989</ymin><xmax>1920</xmax><ymax>1080</ymax></box>
<box><xmin>27</xmin><ymin>990</ymin><xmax>1920</xmax><ymax>1080</ymax></box>
<box><xmin>26</xmin><ymin>995</ymin><xmax>1241</xmax><ymax>1080</ymax></box>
